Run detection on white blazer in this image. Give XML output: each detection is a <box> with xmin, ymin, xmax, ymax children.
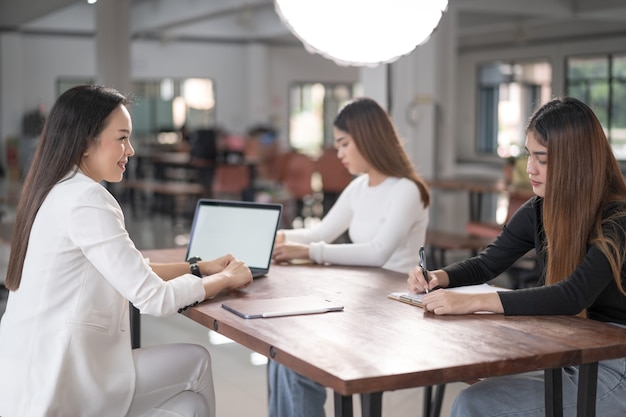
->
<box><xmin>0</xmin><ymin>170</ymin><xmax>205</xmax><ymax>417</ymax></box>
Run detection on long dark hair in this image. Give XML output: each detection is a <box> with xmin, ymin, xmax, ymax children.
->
<box><xmin>334</xmin><ymin>97</ymin><xmax>430</xmax><ymax>207</ymax></box>
<box><xmin>5</xmin><ymin>85</ymin><xmax>128</xmax><ymax>290</ymax></box>
<box><xmin>527</xmin><ymin>96</ymin><xmax>626</xmax><ymax>293</ymax></box>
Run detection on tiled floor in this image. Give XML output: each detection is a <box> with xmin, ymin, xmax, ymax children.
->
<box><xmin>0</xmin><ymin>180</ymin><xmax>468</xmax><ymax>417</ymax></box>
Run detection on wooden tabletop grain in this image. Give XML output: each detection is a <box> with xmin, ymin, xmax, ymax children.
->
<box><xmin>142</xmin><ymin>248</ymin><xmax>626</xmax><ymax>397</ymax></box>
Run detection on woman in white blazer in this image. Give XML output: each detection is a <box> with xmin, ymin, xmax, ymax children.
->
<box><xmin>0</xmin><ymin>85</ymin><xmax>253</xmax><ymax>417</ymax></box>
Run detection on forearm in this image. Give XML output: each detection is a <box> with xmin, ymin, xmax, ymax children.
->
<box><xmin>476</xmin><ymin>292</ymin><xmax>504</xmax><ymax>313</ymax></box>
<box><xmin>423</xmin><ymin>289</ymin><xmax>504</xmax><ymax>315</ymax></box>
<box><xmin>151</xmin><ymin>259</ymin><xmax>227</xmax><ymax>281</ymax></box>
<box><xmin>149</xmin><ymin>265</ymin><xmax>239</xmax><ymax>300</ymax></box>
<box><xmin>201</xmin><ymin>273</ymin><xmax>231</xmax><ymax>299</ymax></box>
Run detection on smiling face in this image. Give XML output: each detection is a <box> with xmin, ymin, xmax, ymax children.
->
<box><xmin>525</xmin><ymin>131</ymin><xmax>548</xmax><ymax>198</ymax></box>
<box><xmin>80</xmin><ymin>104</ymin><xmax>134</xmax><ymax>183</ymax></box>
<box><xmin>333</xmin><ymin>127</ymin><xmax>369</xmax><ymax>176</ymax></box>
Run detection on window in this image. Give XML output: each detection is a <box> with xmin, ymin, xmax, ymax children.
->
<box><xmin>132</xmin><ymin>78</ymin><xmax>215</xmax><ymax>143</ymax></box>
<box><xmin>57</xmin><ymin>78</ymin><xmax>216</xmax><ymax>144</ymax></box>
<box><xmin>477</xmin><ymin>60</ymin><xmax>552</xmax><ymax>158</ymax></box>
<box><xmin>288</xmin><ymin>82</ymin><xmax>362</xmax><ymax>156</ymax></box>
<box><xmin>566</xmin><ymin>54</ymin><xmax>626</xmax><ymax>159</ymax></box>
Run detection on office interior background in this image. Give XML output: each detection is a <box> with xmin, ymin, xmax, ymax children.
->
<box><xmin>2</xmin><ymin>0</ymin><xmax>626</xmax><ymax>234</ymax></box>
<box><xmin>2</xmin><ymin>1</ymin><xmax>626</xmax><ymax>415</ymax></box>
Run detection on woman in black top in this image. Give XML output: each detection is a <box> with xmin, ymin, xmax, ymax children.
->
<box><xmin>408</xmin><ymin>97</ymin><xmax>626</xmax><ymax>416</ymax></box>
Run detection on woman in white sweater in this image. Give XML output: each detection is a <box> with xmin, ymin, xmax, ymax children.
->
<box><xmin>272</xmin><ymin>97</ymin><xmax>429</xmax><ymax>273</ymax></box>
<box><xmin>0</xmin><ymin>85</ymin><xmax>252</xmax><ymax>417</ymax></box>
<box><xmin>269</xmin><ymin>97</ymin><xmax>430</xmax><ymax>417</ymax></box>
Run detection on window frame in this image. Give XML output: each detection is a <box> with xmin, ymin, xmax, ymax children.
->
<box><xmin>287</xmin><ymin>81</ymin><xmax>362</xmax><ymax>156</ymax></box>
<box><xmin>475</xmin><ymin>59</ymin><xmax>552</xmax><ymax>159</ymax></box>
<box><xmin>565</xmin><ymin>52</ymin><xmax>626</xmax><ymax>160</ymax></box>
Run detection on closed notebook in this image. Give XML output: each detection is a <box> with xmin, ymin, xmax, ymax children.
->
<box><xmin>222</xmin><ymin>296</ymin><xmax>344</xmax><ymax>319</ymax></box>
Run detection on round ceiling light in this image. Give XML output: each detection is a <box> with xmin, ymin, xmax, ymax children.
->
<box><xmin>274</xmin><ymin>0</ymin><xmax>449</xmax><ymax>67</ymax></box>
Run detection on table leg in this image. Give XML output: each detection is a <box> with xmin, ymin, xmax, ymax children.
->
<box><xmin>431</xmin><ymin>384</ymin><xmax>446</xmax><ymax>417</ymax></box>
<box><xmin>423</xmin><ymin>385</ymin><xmax>446</xmax><ymax>417</ymax></box>
<box><xmin>545</xmin><ymin>368</ymin><xmax>563</xmax><ymax>417</ymax></box>
<box><xmin>360</xmin><ymin>392</ymin><xmax>382</xmax><ymax>417</ymax></box>
<box><xmin>545</xmin><ymin>364</ymin><xmax>599</xmax><ymax>417</ymax></box>
<box><xmin>577</xmin><ymin>363</ymin><xmax>598</xmax><ymax>417</ymax></box>
<box><xmin>334</xmin><ymin>392</ymin><xmax>353</xmax><ymax>417</ymax></box>
<box><xmin>423</xmin><ymin>386</ymin><xmax>432</xmax><ymax>417</ymax></box>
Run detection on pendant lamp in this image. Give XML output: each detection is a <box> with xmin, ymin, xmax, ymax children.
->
<box><xmin>274</xmin><ymin>0</ymin><xmax>448</xmax><ymax>67</ymax></box>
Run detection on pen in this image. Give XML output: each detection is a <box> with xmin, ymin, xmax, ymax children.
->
<box><xmin>419</xmin><ymin>246</ymin><xmax>430</xmax><ymax>294</ymax></box>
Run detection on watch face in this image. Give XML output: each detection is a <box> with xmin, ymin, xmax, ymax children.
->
<box><xmin>189</xmin><ymin>261</ymin><xmax>202</xmax><ymax>277</ymax></box>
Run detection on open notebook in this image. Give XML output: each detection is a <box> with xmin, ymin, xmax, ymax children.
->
<box><xmin>388</xmin><ymin>283</ymin><xmax>508</xmax><ymax>307</ymax></box>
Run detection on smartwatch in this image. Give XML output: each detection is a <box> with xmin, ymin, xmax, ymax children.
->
<box><xmin>187</xmin><ymin>256</ymin><xmax>202</xmax><ymax>277</ymax></box>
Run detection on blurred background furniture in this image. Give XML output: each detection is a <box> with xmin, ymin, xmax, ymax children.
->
<box><xmin>315</xmin><ymin>146</ymin><xmax>353</xmax><ymax>217</ymax></box>
<box><xmin>426</xmin><ymin>176</ymin><xmax>539</xmax><ymax>288</ymax></box>
<box><xmin>189</xmin><ymin>128</ymin><xmax>220</xmax><ymax>198</ymax></box>
<box><xmin>276</xmin><ymin>150</ymin><xmax>316</xmax><ymax>227</ymax></box>
<box><xmin>212</xmin><ymin>163</ymin><xmax>253</xmax><ymax>201</ymax></box>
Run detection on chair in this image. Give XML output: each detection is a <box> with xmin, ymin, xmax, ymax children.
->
<box><xmin>279</xmin><ymin>151</ymin><xmax>315</xmax><ymax>199</ymax></box>
<box><xmin>315</xmin><ymin>147</ymin><xmax>353</xmax><ymax>216</ymax></box>
<box><xmin>276</xmin><ymin>151</ymin><xmax>316</xmax><ymax>225</ymax></box>
<box><xmin>212</xmin><ymin>164</ymin><xmax>252</xmax><ymax>201</ymax></box>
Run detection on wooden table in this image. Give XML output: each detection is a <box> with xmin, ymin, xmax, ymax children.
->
<box><xmin>142</xmin><ymin>248</ymin><xmax>626</xmax><ymax>417</ymax></box>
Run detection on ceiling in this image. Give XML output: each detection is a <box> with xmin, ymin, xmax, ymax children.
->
<box><xmin>1</xmin><ymin>0</ymin><xmax>626</xmax><ymax>51</ymax></box>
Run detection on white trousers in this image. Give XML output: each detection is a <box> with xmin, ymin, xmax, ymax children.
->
<box><xmin>126</xmin><ymin>343</ymin><xmax>215</xmax><ymax>417</ymax></box>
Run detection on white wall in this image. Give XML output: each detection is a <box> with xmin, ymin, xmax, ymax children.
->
<box><xmin>0</xmin><ymin>32</ymin><xmax>359</xmax><ymax>152</ymax></box>
<box><xmin>0</xmin><ymin>33</ymin><xmax>25</xmax><ymax>145</ymax></box>
<box><xmin>1</xmin><ymin>35</ymin><xmax>95</xmax><ymax>143</ymax></box>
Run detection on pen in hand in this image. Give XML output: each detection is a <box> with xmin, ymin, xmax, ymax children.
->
<box><xmin>419</xmin><ymin>246</ymin><xmax>430</xmax><ymax>294</ymax></box>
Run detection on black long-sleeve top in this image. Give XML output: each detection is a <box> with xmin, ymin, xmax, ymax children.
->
<box><xmin>443</xmin><ymin>197</ymin><xmax>626</xmax><ymax>324</ymax></box>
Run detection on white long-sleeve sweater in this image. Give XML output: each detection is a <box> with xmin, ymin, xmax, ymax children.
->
<box><xmin>283</xmin><ymin>174</ymin><xmax>428</xmax><ymax>273</ymax></box>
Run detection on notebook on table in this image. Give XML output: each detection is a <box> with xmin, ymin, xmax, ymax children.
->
<box><xmin>388</xmin><ymin>283</ymin><xmax>509</xmax><ymax>309</ymax></box>
<box><xmin>222</xmin><ymin>296</ymin><xmax>344</xmax><ymax>319</ymax></box>
<box><xmin>185</xmin><ymin>199</ymin><xmax>282</xmax><ymax>278</ymax></box>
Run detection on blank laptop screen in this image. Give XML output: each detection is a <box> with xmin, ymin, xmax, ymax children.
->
<box><xmin>186</xmin><ymin>200</ymin><xmax>282</xmax><ymax>271</ymax></box>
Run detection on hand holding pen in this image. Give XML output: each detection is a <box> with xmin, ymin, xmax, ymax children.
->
<box><xmin>408</xmin><ymin>249</ymin><xmax>450</xmax><ymax>294</ymax></box>
<box><xmin>419</xmin><ymin>246</ymin><xmax>430</xmax><ymax>293</ymax></box>
<box><xmin>407</xmin><ymin>246</ymin><xmax>434</xmax><ymax>294</ymax></box>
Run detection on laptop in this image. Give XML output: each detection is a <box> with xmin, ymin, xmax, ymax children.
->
<box><xmin>185</xmin><ymin>199</ymin><xmax>283</xmax><ymax>278</ymax></box>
